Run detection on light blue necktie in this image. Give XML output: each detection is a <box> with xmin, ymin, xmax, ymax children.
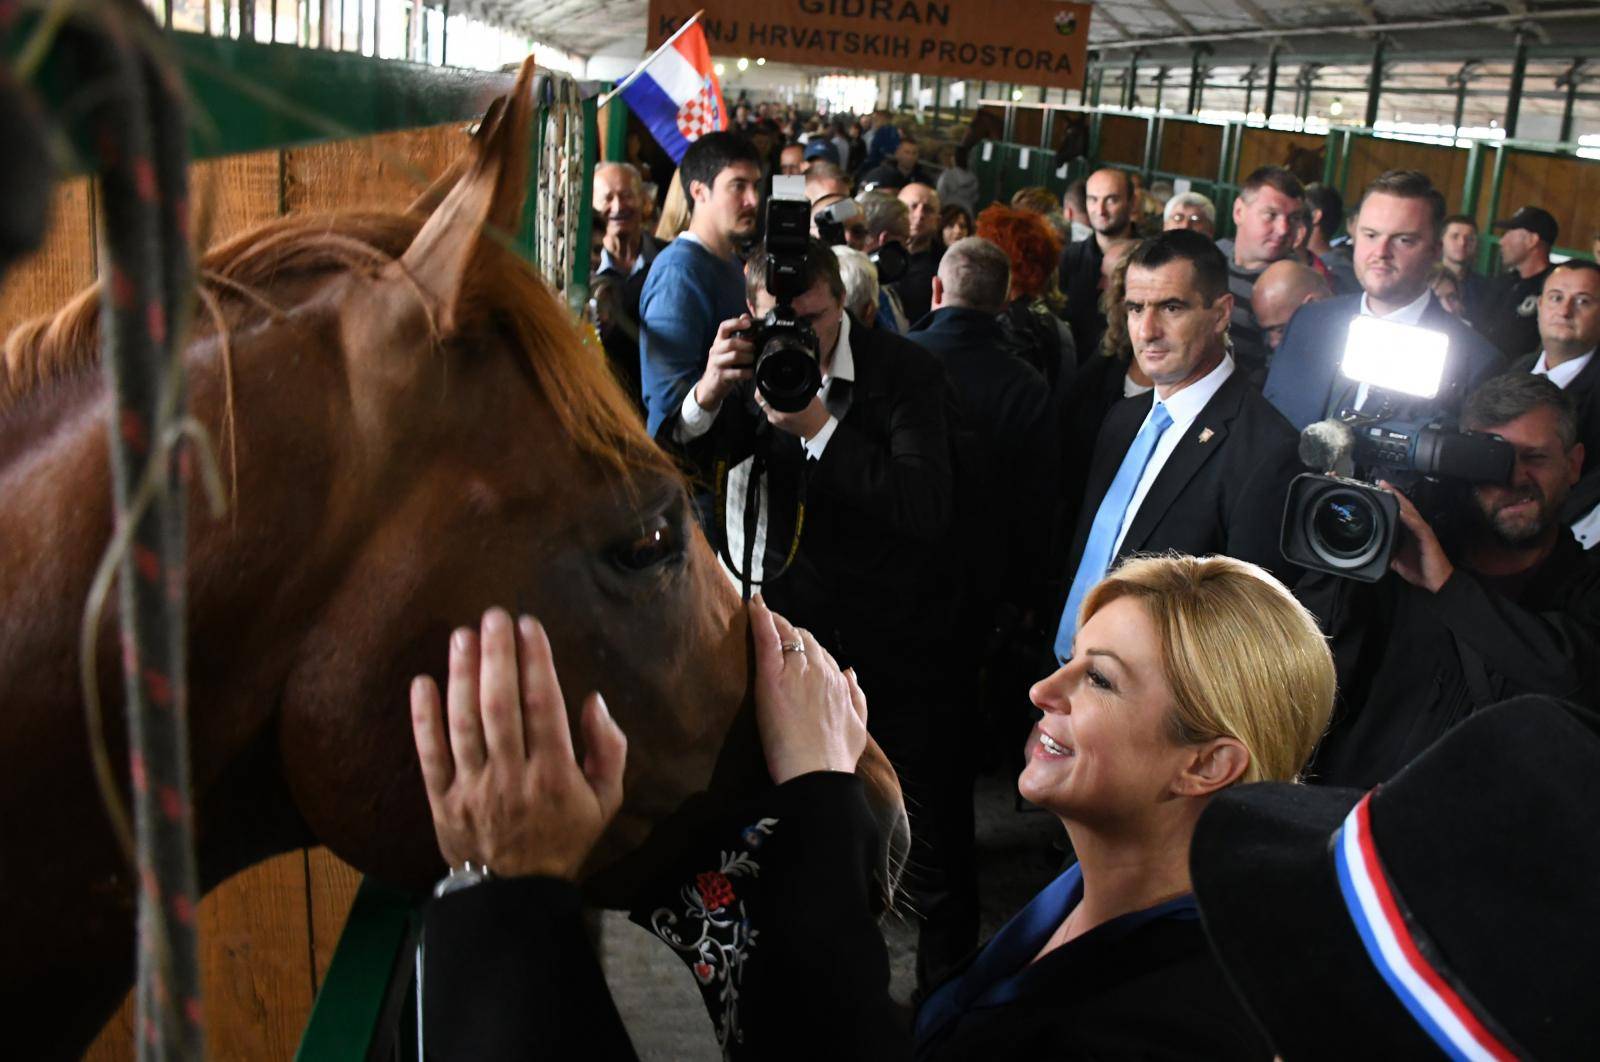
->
<box><xmin>1053</xmin><ymin>402</ymin><xmax>1174</xmax><ymax>663</ymax></box>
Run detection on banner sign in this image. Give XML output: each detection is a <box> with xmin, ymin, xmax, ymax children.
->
<box><xmin>645</xmin><ymin>0</ymin><xmax>1093</xmax><ymax>91</ymax></box>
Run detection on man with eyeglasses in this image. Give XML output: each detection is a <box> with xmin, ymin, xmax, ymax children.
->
<box><xmin>1514</xmin><ymin>259</ymin><xmax>1600</xmax><ymax>545</ymax></box>
<box><xmin>1162</xmin><ymin>191</ymin><xmax>1216</xmax><ymax>237</ymax></box>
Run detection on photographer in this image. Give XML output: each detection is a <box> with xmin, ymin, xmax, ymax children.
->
<box><xmin>674</xmin><ymin>237</ymin><xmax>973</xmax><ymax>991</ymax></box>
<box><xmin>1300</xmin><ymin>373</ymin><xmax>1600</xmax><ymax>788</ymax></box>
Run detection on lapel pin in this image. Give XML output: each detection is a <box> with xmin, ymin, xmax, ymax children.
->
<box><xmin>1197</xmin><ymin>428</ymin><xmax>1214</xmax><ymax>444</ymax></box>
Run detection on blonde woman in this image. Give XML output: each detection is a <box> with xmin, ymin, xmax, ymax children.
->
<box><xmin>912</xmin><ymin>554</ymin><xmax>1334</xmax><ymax>1060</ymax></box>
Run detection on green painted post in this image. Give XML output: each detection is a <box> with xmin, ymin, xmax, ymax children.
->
<box><xmin>1321</xmin><ymin>129</ymin><xmax>1340</xmax><ymax>187</ymax></box>
<box><xmin>932</xmin><ymin>76</ymin><xmax>943</xmax><ymax>132</ymax></box>
<box><xmin>1482</xmin><ymin>143</ymin><xmax>1510</xmax><ymax>270</ymax></box>
<box><xmin>1142</xmin><ymin>115</ymin><xmax>1159</xmax><ymax>179</ymax></box>
<box><xmin>294</xmin><ymin>880</ymin><xmax>420</xmax><ymax>1061</ymax></box>
<box><xmin>1461</xmin><ymin>138</ymin><xmax>1485</xmax><ymax>221</ymax></box>
<box><xmin>1337</xmin><ymin>128</ymin><xmax>1355</xmax><ymax>195</ymax></box>
<box><xmin>1559</xmin><ymin>61</ymin><xmax>1581</xmax><ymax>144</ymax></box>
<box><xmin>603</xmin><ymin>90</ymin><xmax>628</xmax><ymax>162</ymax></box>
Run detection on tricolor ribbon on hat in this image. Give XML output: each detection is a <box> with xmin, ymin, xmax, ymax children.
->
<box><xmin>1332</xmin><ymin>792</ymin><xmax>1522</xmax><ymax>1062</ymax></box>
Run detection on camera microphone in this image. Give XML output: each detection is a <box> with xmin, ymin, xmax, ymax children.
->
<box><xmin>1299</xmin><ymin>419</ymin><xmax>1356</xmax><ymax>477</ymax></box>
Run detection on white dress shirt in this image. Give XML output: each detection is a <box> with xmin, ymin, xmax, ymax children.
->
<box><xmin>1112</xmin><ymin>353</ymin><xmax>1235</xmax><ymax>556</ymax></box>
<box><xmin>1532</xmin><ymin>348</ymin><xmax>1595</xmax><ymax>390</ymax></box>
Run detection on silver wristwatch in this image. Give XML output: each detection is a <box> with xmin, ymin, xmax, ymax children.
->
<box><xmin>432</xmin><ymin>859</ymin><xmax>494</xmax><ymax>898</ymax></box>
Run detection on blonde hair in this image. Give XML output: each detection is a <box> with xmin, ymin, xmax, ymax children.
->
<box><xmin>654</xmin><ymin>169</ymin><xmax>691</xmax><ymax>242</ymax></box>
<box><xmin>1081</xmin><ymin>554</ymin><xmax>1335</xmax><ymax>784</ymax></box>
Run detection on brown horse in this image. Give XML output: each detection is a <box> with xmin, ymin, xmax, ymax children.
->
<box><xmin>0</xmin><ymin>62</ymin><xmax>907</xmax><ymax>1056</ymax></box>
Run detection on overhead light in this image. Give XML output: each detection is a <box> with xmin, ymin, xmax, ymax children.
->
<box><xmin>756</xmin><ymin>57</ymin><xmax>766</xmax><ymax>66</ymax></box>
<box><xmin>1010</xmin><ymin>88</ymin><xmax>1023</xmax><ymax>101</ymax></box>
<box><xmin>737</xmin><ymin>57</ymin><xmax>749</xmax><ymax>71</ymax></box>
<box><xmin>1489</xmin><ymin>118</ymin><xmax>1499</xmax><ymax>129</ymax></box>
<box><xmin>714</xmin><ymin>62</ymin><xmax>725</xmax><ymax>76</ymax></box>
<box><xmin>1329</xmin><ymin>99</ymin><xmax>1344</xmax><ymax>116</ymax></box>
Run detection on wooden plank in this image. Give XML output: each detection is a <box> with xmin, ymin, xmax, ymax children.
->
<box><xmin>1098</xmin><ymin>114</ymin><xmax>1148</xmax><ymax>167</ymax></box>
<box><xmin>84</xmin><ymin>851</ymin><xmax>318</xmax><ymax>1061</ymax></box>
<box><xmin>1236</xmin><ymin>128</ymin><xmax>1325</xmax><ymax>185</ymax></box>
<box><xmin>0</xmin><ymin>177</ymin><xmax>95</xmax><ymax>342</ymax></box>
<box><xmin>283</xmin><ymin>122</ymin><xmax>471</xmax><ymax>215</ymax></box>
<box><xmin>1501</xmin><ymin>152</ymin><xmax>1599</xmax><ymax>253</ymax></box>
<box><xmin>1158</xmin><ymin>121</ymin><xmax>1223</xmax><ymax>181</ymax></box>
<box><xmin>307</xmin><ymin>847</ymin><xmax>366</xmax><ymax>990</ymax></box>
<box><xmin>1345</xmin><ymin>137</ymin><xmax>1469</xmax><ymax>212</ymax></box>
<box><xmin>192</xmin><ymin>151</ymin><xmax>284</xmax><ymax>250</ymax></box>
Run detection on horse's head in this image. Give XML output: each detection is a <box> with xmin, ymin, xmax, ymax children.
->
<box><xmin>192</xmin><ymin>63</ymin><xmax>910</xmax><ymax>902</ymax></box>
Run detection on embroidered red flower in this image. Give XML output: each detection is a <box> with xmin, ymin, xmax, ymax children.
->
<box><xmin>696</xmin><ymin>870</ymin><xmax>736</xmax><ymax>911</ymax></box>
<box><xmin>692</xmin><ymin>961</ymin><xmax>715</xmax><ymax>984</ymax></box>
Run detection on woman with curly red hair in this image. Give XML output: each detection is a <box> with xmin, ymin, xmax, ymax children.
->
<box><xmin>976</xmin><ymin>205</ymin><xmax>1077</xmax><ymax>393</ymax></box>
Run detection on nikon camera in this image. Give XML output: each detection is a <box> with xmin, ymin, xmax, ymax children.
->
<box><xmin>741</xmin><ymin>175</ymin><xmax>822</xmax><ymax>413</ymax></box>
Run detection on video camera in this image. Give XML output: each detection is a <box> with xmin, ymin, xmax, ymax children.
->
<box><xmin>812</xmin><ymin>194</ymin><xmax>908</xmax><ymax>283</ymax></box>
<box><xmin>1281</xmin><ymin>317</ymin><xmax>1515</xmax><ymax>581</ymax></box>
<box><xmin>744</xmin><ymin>175</ymin><xmax>822</xmax><ymax>413</ymax></box>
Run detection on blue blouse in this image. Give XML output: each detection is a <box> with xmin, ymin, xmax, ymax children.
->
<box><xmin>913</xmin><ymin>862</ymin><xmax>1201</xmax><ymax>1046</ymax></box>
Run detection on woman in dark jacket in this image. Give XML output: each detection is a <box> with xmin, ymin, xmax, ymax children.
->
<box><xmin>415</xmin><ymin>558</ymin><xmax>1335</xmax><ymax>1060</ymax></box>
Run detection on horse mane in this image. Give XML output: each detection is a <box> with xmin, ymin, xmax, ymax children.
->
<box><xmin>0</xmin><ymin>210</ymin><xmax>675</xmax><ymax>482</ymax></box>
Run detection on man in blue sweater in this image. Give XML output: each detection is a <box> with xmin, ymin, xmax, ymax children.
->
<box><xmin>639</xmin><ymin>132</ymin><xmax>763</xmax><ymax>440</ymax></box>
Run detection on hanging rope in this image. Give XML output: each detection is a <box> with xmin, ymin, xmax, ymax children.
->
<box><xmin>9</xmin><ymin>1</ymin><xmax>207</xmax><ymax>1056</ymax></box>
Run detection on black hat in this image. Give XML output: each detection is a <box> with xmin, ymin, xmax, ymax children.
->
<box><xmin>1191</xmin><ymin>697</ymin><xmax>1600</xmax><ymax>1061</ymax></box>
<box><xmin>1492</xmin><ymin>205</ymin><xmax>1559</xmax><ymax>246</ymax></box>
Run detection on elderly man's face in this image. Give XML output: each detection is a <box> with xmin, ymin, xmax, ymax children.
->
<box><xmin>1164</xmin><ymin>203</ymin><xmax>1213</xmax><ymax>236</ymax></box>
<box><xmin>1471</xmin><ymin>405</ymin><xmax>1582</xmax><ymax>547</ymax></box>
<box><xmin>592</xmin><ymin>166</ymin><xmax>642</xmax><ymax>239</ymax></box>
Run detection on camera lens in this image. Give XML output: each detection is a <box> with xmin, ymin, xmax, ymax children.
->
<box><xmin>755</xmin><ymin>338</ymin><xmax>821</xmax><ymax>413</ymax></box>
<box><xmin>1308</xmin><ymin>488</ymin><xmax>1383</xmax><ymax>565</ymax></box>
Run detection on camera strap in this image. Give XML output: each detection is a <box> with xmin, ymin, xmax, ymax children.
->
<box><xmin>712</xmin><ymin>444</ymin><xmax>807</xmax><ymax>602</ymax></box>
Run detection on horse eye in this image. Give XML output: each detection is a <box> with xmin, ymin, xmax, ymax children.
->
<box><xmin>609</xmin><ymin>517</ymin><xmax>682</xmax><ymax>574</ymax></box>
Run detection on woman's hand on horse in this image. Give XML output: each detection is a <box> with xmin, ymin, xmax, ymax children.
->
<box><xmin>693</xmin><ymin>314</ymin><xmax>755</xmax><ymax>410</ymax></box>
<box><xmin>409</xmin><ymin>608</ymin><xmax>628</xmax><ymax>881</ymax></box>
<box><xmin>749</xmin><ymin>595</ymin><xmax>868</xmax><ymax>784</ymax></box>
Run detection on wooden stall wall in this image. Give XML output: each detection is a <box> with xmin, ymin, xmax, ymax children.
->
<box><xmin>1157</xmin><ymin>120</ymin><xmax>1224</xmax><ymax>181</ymax></box>
<box><xmin>1236</xmin><ymin>127</ymin><xmax>1326</xmax><ymax>184</ymax></box>
<box><xmin>2</xmin><ymin>121</ymin><xmax>473</xmax><ymax>1061</ymax></box>
<box><xmin>1098</xmin><ymin>114</ymin><xmax>1149</xmax><ymax>168</ymax></box>
<box><xmin>1497</xmin><ymin>151</ymin><xmax>1600</xmax><ymax>249</ymax></box>
<box><xmin>1345</xmin><ymin>136</ymin><xmax>1471</xmax><ymax>212</ymax></box>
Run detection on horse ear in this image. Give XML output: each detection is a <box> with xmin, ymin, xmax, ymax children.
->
<box><xmin>392</xmin><ymin>58</ymin><xmax>536</xmax><ymax>333</ymax></box>
<box><xmin>406</xmin><ymin>95</ymin><xmax>508</xmax><ymax>218</ymax></box>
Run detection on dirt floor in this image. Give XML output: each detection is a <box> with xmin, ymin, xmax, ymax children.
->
<box><xmin>599</xmin><ymin>766</ymin><xmax>1065</xmax><ymax>1059</ymax></box>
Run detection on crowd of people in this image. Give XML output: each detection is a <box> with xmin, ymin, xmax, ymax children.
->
<box><xmin>424</xmin><ymin>101</ymin><xmax>1600</xmax><ymax>1058</ymax></box>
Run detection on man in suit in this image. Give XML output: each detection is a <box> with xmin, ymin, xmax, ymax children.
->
<box><xmin>1052</xmin><ymin>230</ymin><xmax>1305</xmax><ymax>663</ymax></box>
<box><xmin>676</xmin><ymin>237</ymin><xmax>972</xmax><ymax>991</ymax></box>
<box><xmin>1264</xmin><ymin>169</ymin><xmax>1504</xmax><ymax>432</ymax></box>
<box><xmin>1511</xmin><ymin>259</ymin><xmax>1600</xmax><ymax>545</ymax></box>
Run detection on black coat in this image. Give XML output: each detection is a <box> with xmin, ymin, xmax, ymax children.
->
<box><xmin>1057</xmin><ymin>235</ymin><xmax>1108</xmax><ymax>365</ymax></box>
<box><xmin>591</xmin><ymin>234</ymin><xmax>661</xmax><ymax>417</ymax></box>
<box><xmin>1510</xmin><ymin>350</ymin><xmax>1600</xmax><ymax>524</ymax></box>
<box><xmin>1261</xmin><ymin>292</ymin><xmax>1506</xmax><ymax>431</ymax></box>
<box><xmin>893</xmin><ymin>242</ymin><xmax>944</xmax><ymax>327</ymax></box>
<box><xmin>680</xmin><ymin>317</ymin><xmax>956</xmax><ymax>684</ymax></box>
<box><xmin>1064</xmin><ymin>367</ymin><xmax>1306</xmax><ymax>591</ymax></box>
<box><xmin>1300</xmin><ymin>533</ymin><xmax>1600</xmax><ymax>788</ymax></box>
<box><xmin>1473</xmin><ymin>265</ymin><xmax>1553</xmax><ymax>359</ymax></box>
<box><xmin>909</xmin><ymin>306</ymin><xmax>1058</xmax><ymax>608</ymax></box>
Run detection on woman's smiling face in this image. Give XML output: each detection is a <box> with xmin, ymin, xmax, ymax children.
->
<box><xmin>1019</xmin><ymin>596</ymin><xmax>1198</xmax><ymax>828</ymax></box>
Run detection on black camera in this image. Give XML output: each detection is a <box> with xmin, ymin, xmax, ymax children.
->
<box><xmin>744</xmin><ymin>177</ymin><xmax>822</xmax><ymax>413</ymax></box>
<box><xmin>1282</xmin><ymin>416</ymin><xmax>1515</xmax><ymax>582</ymax></box>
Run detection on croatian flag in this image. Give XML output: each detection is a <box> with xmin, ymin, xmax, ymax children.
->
<box><xmin>619</xmin><ymin>21</ymin><xmax>727</xmax><ymax>163</ymax></box>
